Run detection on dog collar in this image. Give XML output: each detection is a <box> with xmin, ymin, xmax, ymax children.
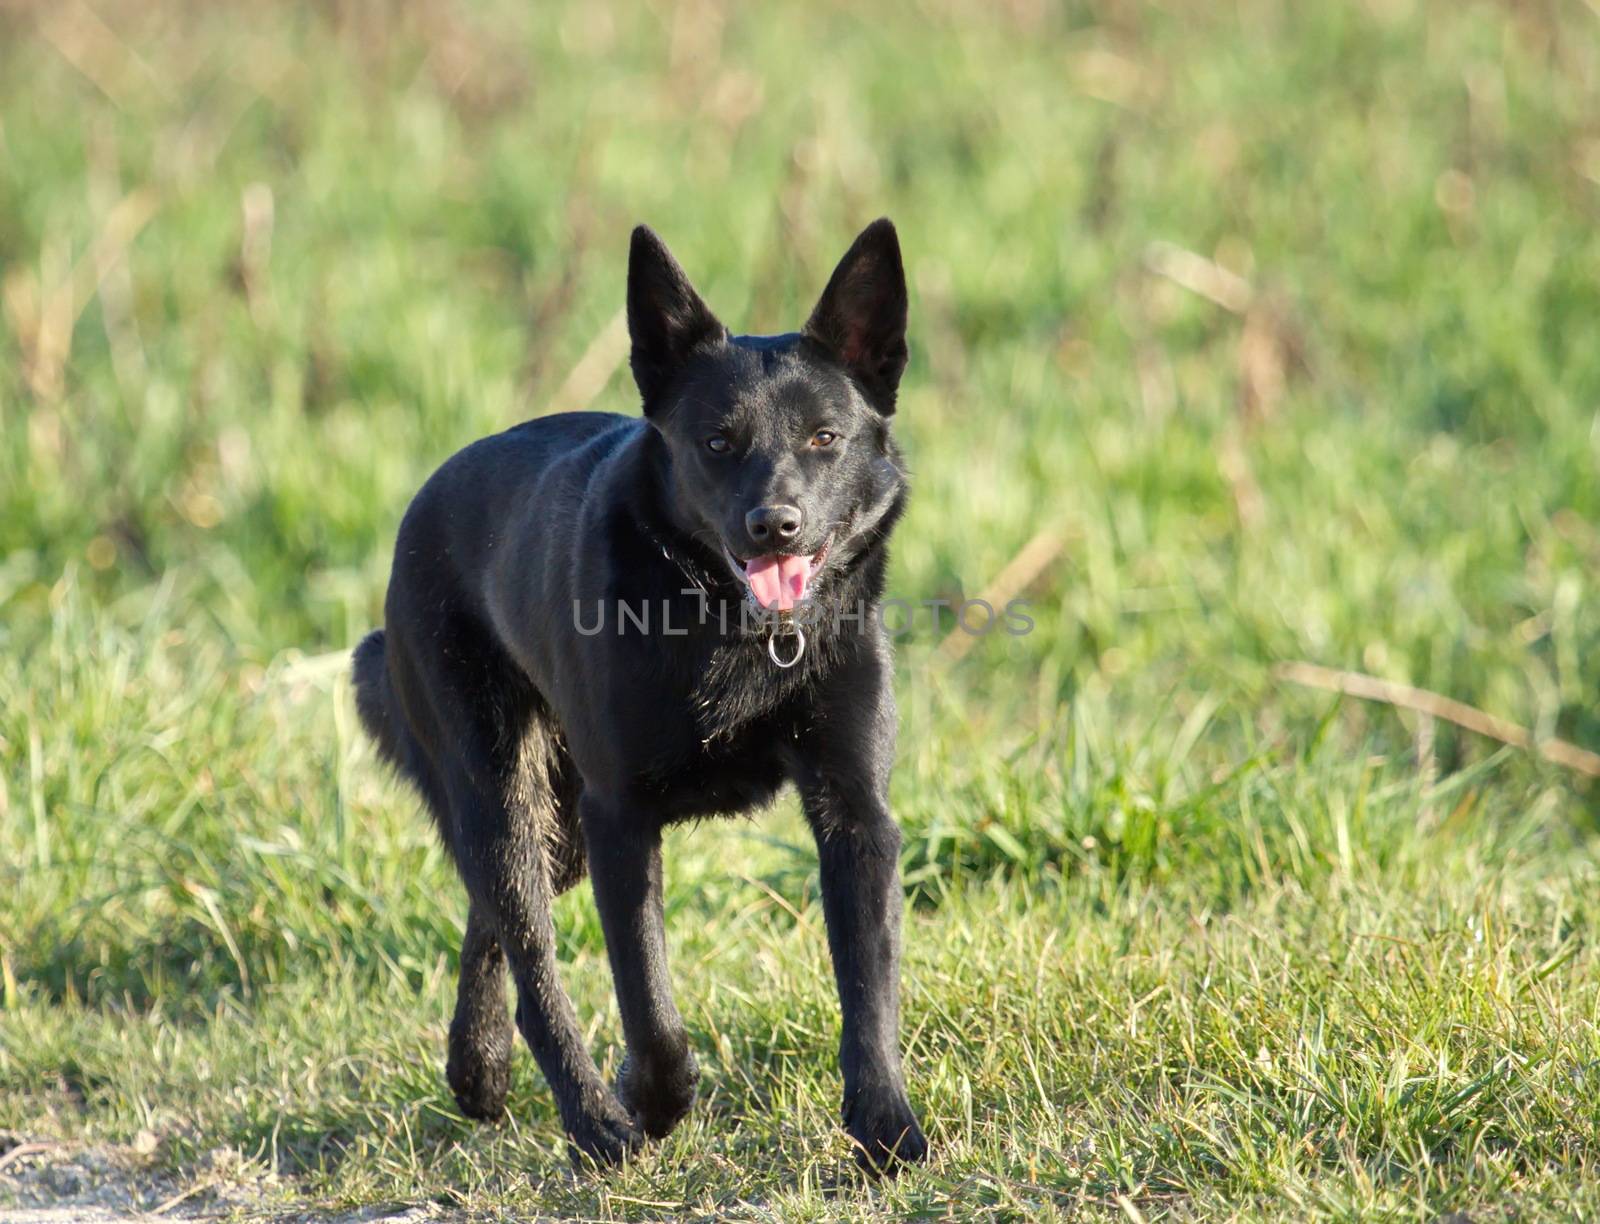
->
<box><xmin>767</xmin><ymin>624</ymin><xmax>806</xmax><ymax>669</ymax></box>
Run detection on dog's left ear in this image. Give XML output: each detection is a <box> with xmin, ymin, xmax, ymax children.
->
<box><xmin>803</xmin><ymin>218</ymin><xmax>909</xmax><ymax>414</ymax></box>
<box><xmin>628</xmin><ymin>225</ymin><xmax>727</xmax><ymax>411</ymax></box>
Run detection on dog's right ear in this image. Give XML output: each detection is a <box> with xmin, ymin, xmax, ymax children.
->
<box><xmin>627</xmin><ymin>226</ymin><xmax>725</xmax><ymax>410</ymax></box>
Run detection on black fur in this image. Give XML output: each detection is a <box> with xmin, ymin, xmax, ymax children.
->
<box><xmin>352</xmin><ymin>219</ymin><xmax>927</xmax><ymax>1172</ymax></box>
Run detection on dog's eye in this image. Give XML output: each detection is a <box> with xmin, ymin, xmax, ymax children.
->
<box><xmin>810</xmin><ymin>430</ymin><xmax>839</xmax><ymax>448</ymax></box>
<box><xmin>705</xmin><ymin>436</ymin><xmax>732</xmax><ymax>454</ymax></box>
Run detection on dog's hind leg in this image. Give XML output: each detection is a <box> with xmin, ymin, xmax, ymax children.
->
<box><xmin>445</xmin><ymin>901</ymin><xmax>513</xmax><ymax>1121</ymax></box>
<box><xmin>581</xmin><ymin>794</ymin><xmax>698</xmax><ymax>1139</ymax></box>
<box><xmin>374</xmin><ymin>614</ymin><xmax>628</xmax><ymax>1164</ymax></box>
<box><xmin>445</xmin><ymin>761</ymin><xmax>642</xmax><ymax>1167</ymax></box>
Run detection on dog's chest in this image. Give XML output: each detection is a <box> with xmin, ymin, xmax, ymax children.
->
<box><xmin>616</xmin><ymin>640</ymin><xmax>804</xmax><ymax>817</ymax></box>
<box><xmin>643</xmin><ymin>721</ymin><xmax>792</xmax><ymax>821</ymax></box>
<box><xmin>684</xmin><ymin>622</ymin><xmax>836</xmax><ymax>742</ymax></box>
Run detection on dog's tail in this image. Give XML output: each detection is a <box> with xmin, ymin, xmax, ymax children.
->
<box><xmin>352</xmin><ymin>629</ymin><xmax>402</xmax><ymax>765</ymax></box>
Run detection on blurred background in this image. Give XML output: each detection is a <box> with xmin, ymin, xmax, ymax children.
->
<box><xmin>2</xmin><ymin>1</ymin><xmax>1599</xmax><ymax>1217</ymax></box>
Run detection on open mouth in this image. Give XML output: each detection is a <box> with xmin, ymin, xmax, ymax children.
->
<box><xmin>723</xmin><ymin>536</ymin><xmax>831</xmax><ymax>611</ymax></box>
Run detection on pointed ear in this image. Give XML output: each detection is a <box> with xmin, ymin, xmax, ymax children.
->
<box><xmin>627</xmin><ymin>225</ymin><xmax>726</xmax><ymax>409</ymax></box>
<box><xmin>803</xmin><ymin>218</ymin><xmax>909</xmax><ymax>413</ymax></box>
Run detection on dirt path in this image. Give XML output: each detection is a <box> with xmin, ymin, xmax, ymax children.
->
<box><xmin>0</xmin><ymin>1138</ymin><xmax>450</xmax><ymax>1224</ymax></box>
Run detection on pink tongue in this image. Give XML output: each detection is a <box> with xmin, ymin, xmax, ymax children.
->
<box><xmin>745</xmin><ymin>554</ymin><xmax>812</xmax><ymax>610</ymax></box>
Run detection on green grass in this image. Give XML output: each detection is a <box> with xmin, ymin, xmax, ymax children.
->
<box><xmin>3</xmin><ymin>0</ymin><xmax>1600</xmax><ymax>1218</ymax></box>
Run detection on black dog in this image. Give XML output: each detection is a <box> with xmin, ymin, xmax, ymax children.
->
<box><xmin>352</xmin><ymin>219</ymin><xmax>927</xmax><ymax>1172</ymax></box>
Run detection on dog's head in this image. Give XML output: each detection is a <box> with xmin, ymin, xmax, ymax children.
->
<box><xmin>627</xmin><ymin>219</ymin><xmax>909</xmax><ymax>611</ymax></box>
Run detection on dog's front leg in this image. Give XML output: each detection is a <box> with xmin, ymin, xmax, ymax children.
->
<box><xmin>793</xmin><ymin>668</ymin><xmax>928</xmax><ymax>1173</ymax></box>
<box><xmin>803</xmin><ymin>786</ymin><xmax>928</xmax><ymax>1171</ymax></box>
<box><xmin>582</xmin><ymin>792</ymin><xmax>699</xmax><ymax>1139</ymax></box>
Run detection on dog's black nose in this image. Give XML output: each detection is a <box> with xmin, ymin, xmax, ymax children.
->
<box><xmin>745</xmin><ymin>504</ymin><xmax>804</xmax><ymax>547</ymax></box>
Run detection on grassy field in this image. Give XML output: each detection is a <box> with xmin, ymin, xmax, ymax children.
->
<box><xmin>3</xmin><ymin>0</ymin><xmax>1600</xmax><ymax>1218</ymax></box>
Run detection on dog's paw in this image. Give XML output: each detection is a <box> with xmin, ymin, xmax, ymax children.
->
<box><xmin>445</xmin><ymin>1031</ymin><xmax>512</xmax><ymax>1122</ymax></box>
<box><xmin>564</xmin><ymin>1099</ymin><xmax>646</xmax><ymax>1170</ymax></box>
<box><xmin>616</xmin><ymin>1047</ymin><xmax>700</xmax><ymax>1139</ymax></box>
<box><xmin>842</xmin><ymin>1085</ymin><xmax>929</xmax><ymax>1175</ymax></box>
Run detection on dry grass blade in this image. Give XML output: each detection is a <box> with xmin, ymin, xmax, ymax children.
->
<box><xmin>546</xmin><ymin>308</ymin><xmax>630</xmax><ymax>415</ymax></box>
<box><xmin>1275</xmin><ymin>661</ymin><xmax>1600</xmax><ymax>778</ymax></box>
<box><xmin>1144</xmin><ymin>241</ymin><xmax>1253</xmax><ymax>314</ymax></box>
<box><xmin>147</xmin><ymin>1176</ymin><xmax>217</xmax><ymax>1216</ymax></box>
<box><xmin>0</xmin><ymin>1141</ymin><xmax>59</xmax><ymax>1173</ymax></box>
<box><xmin>937</xmin><ymin>529</ymin><xmax>1064</xmax><ymax>664</ymax></box>
<box><xmin>8</xmin><ymin>186</ymin><xmax>159</xmax><ymax>401</ymax></box>
<box><xmin>37</xmin><ymin>1</ymin><xmax>168</xmax><ymax>111</ymax></box>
